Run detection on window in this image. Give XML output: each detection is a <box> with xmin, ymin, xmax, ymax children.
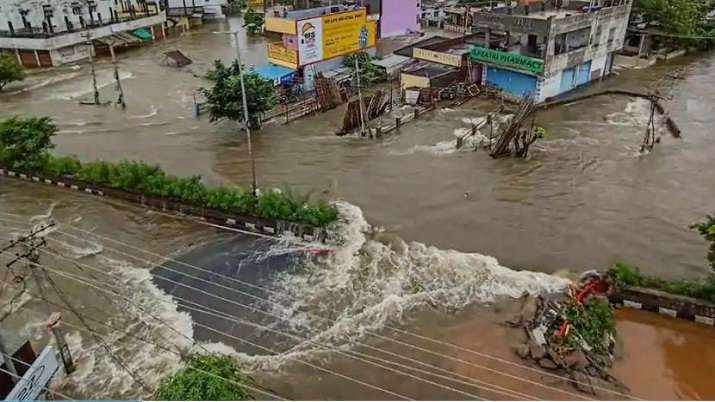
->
<box><xmin>555</xmin><ymin>28</ymin><xmax>590</xmax><ymax>55</ymax></box>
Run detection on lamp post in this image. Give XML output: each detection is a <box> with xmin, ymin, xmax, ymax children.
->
<box><xmin>213</xmin><ymin>30</ymin><xmax>258</xmax><ymax>197</ymax></box>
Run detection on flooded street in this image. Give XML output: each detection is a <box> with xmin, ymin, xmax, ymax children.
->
<box><xmin>1</xmin><ymin>15</ymin><xmax>715</xmax><ymax>400</ymax></box>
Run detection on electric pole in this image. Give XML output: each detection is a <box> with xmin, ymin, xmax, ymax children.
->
<box><xmin>3</xmin><ymin>223</ymin><xmax>76</xmax><ymax>375</ymax></box>
<box><xmin>81</xmin><ymin>32</ymin><xmax>101</xmax><ymax>105</ymax></box>
<box><xmin>114</xmin><ymin>65</ymin><xmax>126</xmax><ymax>109</ymax></box>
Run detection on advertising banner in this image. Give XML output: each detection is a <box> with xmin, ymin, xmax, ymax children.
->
<box><xmin>322</xmin><ymin>9</ymin><xmax>370</xmax><ymax>60</ymax></box>
<box><xmin>297</xmin><ymin>17</ymin><xmax>323</xmax><ymax>65</ymax></box>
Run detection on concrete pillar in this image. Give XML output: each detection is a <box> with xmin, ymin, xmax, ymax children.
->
<box><xmin>161</xmin><ymin>22</ymin><xmax>166</xmax><ymax>39</ymax></box>
<box><xmin>15</xmin><ymin>49</ymin><xmax>21</xmax><ymax>65</ymax></box>
<box><xmin>33</xmin><ymin>50</ymin><xmax>41</xmax><ymax>67</ymax></box>
<box><xmin>109</xmin><ymin>44</ymin><xmax>116</xmax><ymax>63</ymax></box>
<box><xmin>150</xmin><ymin>24</ymin><xmax>156</xmax><ymax>41</ymax></box>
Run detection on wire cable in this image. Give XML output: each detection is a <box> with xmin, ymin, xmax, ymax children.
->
<box><xmin>0</xmin><ymin>223</ymin><xmax>539</xmax><ymax>399</ymax></box>
<box><xmin>0</xmin><ymin>215</ymin><xmax>635</xmax><ymax>399</ymax></box>
<box><xmin>0</xmin><ymin>249</ymin><xmax>413</xmax><ymax>401</ymax></box>
<box><xmin>18</xmin><ymin>235</ymin><xmax>538</xmax><ymax>400</ymax></box>
<box><xmin>0</xmin><ymin>212</ymin><xmax>636</xmax><ymax>399</ymax></box>
<box><xmin>0</xmin><ymin>359</ymin><xmax>76</xmax><ymax>400</ymax></box>
<box><xmin>0</xmin><ymin>281</ymin><xmax>287</xmax><ymax>401</ymax></box>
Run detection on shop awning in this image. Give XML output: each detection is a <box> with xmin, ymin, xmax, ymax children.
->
<box><xmin>252</xmin><ymin>63</ymin><xmax>295</xmax><ymax>85</ymax></box>
<box><xmin>132</xmin><ymin>28</ymin><xmax>153</xmax><ymax>40</ymax></box>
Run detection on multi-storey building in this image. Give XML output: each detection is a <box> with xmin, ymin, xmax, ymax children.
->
<box><xmin>468</xmin><ymin>0</ymin><xmax>632</xmax><ymax>101</ymax></box>
<box><xmin>0</xmin><ymin>0</ymin><xmax>166</xmax><ymax>66</ymax></box>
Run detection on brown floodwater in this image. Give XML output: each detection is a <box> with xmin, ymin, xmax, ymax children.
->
<box><xmin>613</xmin><ymin>308</ymin><xmax>715</xmax><ymax>400</ymax></box>
<box><xmin>1</xmin><ymin>15</ymin><xmax>715</xmax><ymax>400</ymax></box>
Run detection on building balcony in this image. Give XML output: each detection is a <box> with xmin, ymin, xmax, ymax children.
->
<box><xmin>267</xmin><ymin>42</ymin><xmax>298</xmax><ymax>69</ymax></box>
<box><xmin>0</xmin><ymin>13</ymin><xmax>166</xmax><ymax>50</ymax></box>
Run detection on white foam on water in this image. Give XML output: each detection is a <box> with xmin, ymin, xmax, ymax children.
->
<box><xmin>131</xmin><ymin>105</ymin><xmax>160</xmax><ymax>120</ymax></box>
<box><xmin>4</xmin><ymin>71</ymin><xmax>83</xmax><ymax>96</ymax></box>
<box><xmin>38</xmin><ymin>250</ymin><xmax>194</xmax><ymax>399</ymax></box>
<box><xmin>54</xmin><ymin>71</ymin><xmax>134</xmax><ymax>100</ymax></box>
<box><xmin>259</xmin><ymin>202</ymin><xmax>569</xmax><ymax>362</ymax></box>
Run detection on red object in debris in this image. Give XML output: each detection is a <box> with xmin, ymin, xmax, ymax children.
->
<box><xmin>575</xmin><ymin>282</ymin><xmax>598</xmax><ymax>304</ymax></box>
<box><xmin>555</xmin><ymin>320</ymin><xmax>570</xmax><ymax>337</ymax></box>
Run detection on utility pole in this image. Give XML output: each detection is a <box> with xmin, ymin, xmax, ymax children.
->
<box><xmin>3</xmin><ymin>223</ymin><xmax>76</xmax><ymax>375</ymax></box>
<box><xmin>354</xmin><ymin>55</ymin><xmax>367</xmax><ymax>136</ymax></box>
<box><xmin>81</xmin><ymin>32</ymin><xmax>100</xmax><ymax>105</ymax></box>
<box><xmin>0</xmin><ymin>331</ymin><xmax>18</xmax><ymax>384</ymax></box>
<box><xmin>231</xmin><ymin>31</ymin><xmax>258</xmax><ymax>197</ymax></box>
<box><xmin>114</xmin><ymin>65</ymin><xmax>126</xmax><ymax>109</ymax></box>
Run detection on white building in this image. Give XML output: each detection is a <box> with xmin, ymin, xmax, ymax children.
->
<box><xmin>165</xmin><ymin>0</ymin><xmax>230</xmax><ymax>19</ymax></box>
<box><xmin>0</xmin><ymin>0</ymin><xmax>166</xmax><ymax>66</ymax></box>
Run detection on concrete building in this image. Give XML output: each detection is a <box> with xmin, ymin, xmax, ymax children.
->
<box><xmin>165</xmin><ymin>0</ymin><xmax>231</xmax><ymax>19</ymax></box>
<box><xmin>379</xmin><ymin>0</ymin><xmax>421</xmax><ymax>37</ymax></box>
<box><xmin>264</xmin><ymin>3</ymin><xmax>377</xmax><ymax>90</ymax></box>
<box><xmin>0</xmin><ymin>0</ymin><xmax>166</xmax><ymax>67</ymax></box>
<box><xmin>469</xmin><ymin>0</ymin><xmax>632</xmax><ymax>101</ymax></box>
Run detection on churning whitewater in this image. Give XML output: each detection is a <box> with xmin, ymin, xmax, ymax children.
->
<box><xmin>6</xmin><ymin>201</ymin><xmax>568</xmax><ymax>399</ymax></box>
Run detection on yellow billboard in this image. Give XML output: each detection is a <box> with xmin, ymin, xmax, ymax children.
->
<box><xmin>267</xmin><ymin>42</ymin><xmax>298</xmax><ymax>69</ymax></box>
<box><xmin>322</xmin><ymin>9</ymin><xmax>375</xmax><ymax>60</ymax></box>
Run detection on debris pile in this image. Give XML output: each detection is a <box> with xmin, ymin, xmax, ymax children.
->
<box><xmin>337</xmin><ymin>90</ymin><xmax>390</xmax><ymax>135</ymax></box>
<box><xmin>490</xmin><ymin>96</ymin><xmax>541</xmax><ymax>158</ymax></box>
<box><xmin>510</xmin><ymin>272</ymin><xmax>629</xmax><ymax>396</ymax></box>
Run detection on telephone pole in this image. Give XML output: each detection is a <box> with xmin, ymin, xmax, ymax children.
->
<box><xmin>2</xmin><ymin>223</ymin><xmax>76</xmax><ymax>375</ymax></box>
<box><xmin>80</xmin><ymin>32</ymin><xmax>101</xmax><ymax>105</ymax></box>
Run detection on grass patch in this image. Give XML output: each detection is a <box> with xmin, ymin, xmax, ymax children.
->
<box><xmin>154</xmin><ymin>353</ymin><xmax>253</xmax><ymax>400</ymax></box>
<box><xmin>610</xmin><ymin>261</ymin><xmax>715</xmax><ymax>303</ymax></box>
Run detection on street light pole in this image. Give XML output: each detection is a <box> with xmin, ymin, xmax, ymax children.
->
<box><xmin>215</xmin><ymin>30</ymin><xmax>258</xmax><ymax>197</ymax></box>
<box><xmin>232</xmin><ymin>31</ymin><xmax>258</xmax><ymax>198</ymax></box>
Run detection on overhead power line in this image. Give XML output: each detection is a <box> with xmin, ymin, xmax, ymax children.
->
<box><xmin>0</xmin><ymin>215</ymin><xmax>636</xmax><ymax>400</ymax></box>
<box><xmin>13</xmin><ymin>233</ymin><xmax>539</xmax><ymax>400</ymax></box>
<box><xmin>0</xmin><ymin>247</ymin><xmax>413</xmax><ymax>401</ymax></box>
<box><xmin>0</xmin><ymin>364</ymin><xmax>76</xmax><ymax>400</ymax></box>
<box><xmin>0</xmin><ymin>280</ymin><xmax>287</xmax><ymax>401</ymax></box>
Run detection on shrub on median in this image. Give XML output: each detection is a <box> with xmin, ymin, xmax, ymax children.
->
<box><xmin>1</xmin><ymin>117</ymin><xmax>339</xmax><ymax>227</ymax></box>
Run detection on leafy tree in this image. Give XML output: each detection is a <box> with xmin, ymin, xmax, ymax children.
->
<box><xmin>0</xmin><ymin>116</ymin><xmax>56</xmax><ymax>169</ymax></box>
<box><xmin>243</xmin><ymin>8</ymin><xmax>265</xmax><ymax>35</ymax></box>
<box><xmin>154</xmin><ymin>353</ymin><xmax>253</xmax><ymax>400</ymax></box>
<box><xmin>691</xmin><ymin>214</ymin><xmax>715</xmax><ymax>272</ymax></box>
<box><xmin>0</xmin><ymin>53</ymin><xmax>25</xmax><ymax>92</ymax></box>
<box><xmin>638</xmin><ymin>0</ymin><xmax>709</xmax><ymax>46</ymax></box>
<box><xmin>344</xmin><ymin>52</ymin><xmax>385</xmax><ymax>86</ymax></box>
<box><xmin>201</xmin><ymin>59</ymin><xmax>277</xmax><ymax>129</ymax></box>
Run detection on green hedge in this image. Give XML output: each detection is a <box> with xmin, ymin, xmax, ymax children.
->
<box><xmin>610</xmin><ymin>261</ymin><xmax>715</xmax><ymax>303</ymax></box>
<box><xmin>42</xmin><ymin>156</ymin><xmax>339</xmax><ymax>227</ymax></box>
<box><xmin>154</xmin><ymin>353</ymin><xmax>253</xmax><ymax>400</ymax></box>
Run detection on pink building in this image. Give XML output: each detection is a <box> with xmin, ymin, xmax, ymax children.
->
<box><xmin>379</xmin><ymin>0</ymin><xmax>422</xmax><ymax>38</ymax></box>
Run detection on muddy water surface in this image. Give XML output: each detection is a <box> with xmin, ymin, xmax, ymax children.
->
<box><xmin>1</xmin><ymin>15</ymin><xmax>715</xmax><ymax>400</ymax></box>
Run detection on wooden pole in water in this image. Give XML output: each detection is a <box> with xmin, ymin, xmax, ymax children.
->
<box><xmin>354</xmin><ymin>56</ymin><xmax>367</xmax><ymax>136</ymax></box>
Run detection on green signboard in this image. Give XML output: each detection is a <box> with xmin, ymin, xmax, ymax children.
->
<box><xmin>470</xmin><ymin>46</ymin><xmax>544</xmax><ymax>74</ymax></box>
